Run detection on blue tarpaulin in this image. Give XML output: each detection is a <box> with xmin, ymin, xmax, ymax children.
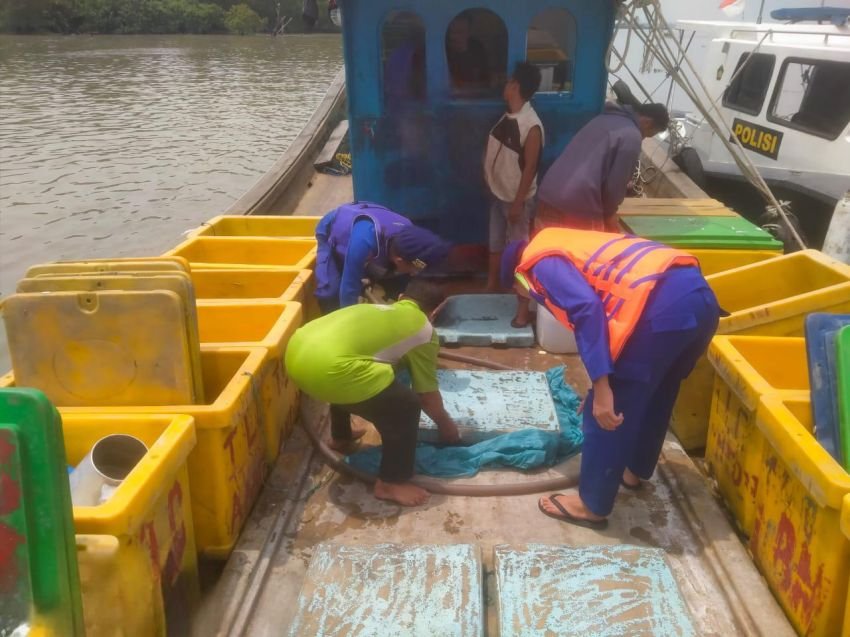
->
<box><xmin>346</xmin><ymin>366</ymin><xmax>584</xmax><ymax>478</ymax></box>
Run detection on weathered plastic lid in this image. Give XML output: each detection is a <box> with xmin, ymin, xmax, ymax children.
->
<box><xmin>621</xmin><ymin>215</ymin><xmax>783</xmax><ymax>250</ymax></box>
<box><xmin>835</xmin><ymin>324</ymin><xmax>850</xmax><ymax>471</ymax></box>
<box><xmin>805</xmin><ymin>313</ymin><xmax>850</xmax><ymax>466</ymax></box>
<box><xmin>0</xmin><ymin>388</ymin><xmax>84</xmax><ymax>636</ymax></box>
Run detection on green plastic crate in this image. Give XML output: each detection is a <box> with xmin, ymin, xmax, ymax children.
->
<box><xmin>0</xmin><ymin>388</ymin><xmax>84</xmax><ymax>636</ymax></box>
<box><xmin>838</xmin><ymin>325</ymin><xmax>850</xmax><ymax>471</ymax></box>
<box><xmin>621</xmin><ymin>215</ymin><xmax>783</xmax><ymax>250</ymax></box>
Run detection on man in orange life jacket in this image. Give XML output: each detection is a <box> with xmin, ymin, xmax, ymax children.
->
<box><xmin>501</xmin><ymin>229</ymin><xmax>720</xmax><ymax>528</ymax></box>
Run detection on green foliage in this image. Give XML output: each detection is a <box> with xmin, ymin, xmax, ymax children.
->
<box><xmin>0</xmin><ymin>0</ymin><xmax>80</xmax><ymax>33</ymax></box>
<box><xmin>184</xmin><ymin>2</ymin><xmax>224</xmax><ymax>33</ymax></box>
<box><xmin>0</xmin><ymin>0</ymin><xmax>336</xmax><ymax>33</ymax></box>
<box><xmin>224</xmin><ymin>3</ymin><xmax>263</xmax><ymax>34</ymax></box>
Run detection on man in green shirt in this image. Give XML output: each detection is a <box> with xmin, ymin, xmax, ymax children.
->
<box><xmin>285</xmin><ymin>280</ymin><xmax>460</xmax><ymax>506</ymax></box>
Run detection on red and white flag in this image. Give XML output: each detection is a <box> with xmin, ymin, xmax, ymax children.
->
<box><xmin>720</xmin><ymin>0</ymin><xmax>746</xmax><ymax>17</ymax></box>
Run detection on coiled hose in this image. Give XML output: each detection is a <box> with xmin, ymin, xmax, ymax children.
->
<box><xmin>299</xmin><ymin>349</ymin><xmax>579</xmax><ymax>496</ymax></box>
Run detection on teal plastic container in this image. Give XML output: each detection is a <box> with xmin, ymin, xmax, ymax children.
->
<box><xmin>621</xmin><ymin>215</ymin><xmax>783</xmax><ymax>250</ymax></box>
<box><xmin>0</xmin><ymin>388</ymin><xmax>84</xmax><ymax>636</ymax></box>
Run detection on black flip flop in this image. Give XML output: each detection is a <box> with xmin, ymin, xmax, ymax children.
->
<box><xmin>538</xmin><ymin>494</ymin><xmax>609</xmax><ymax>530</ymax></box>
<box><xmin>620</xmin><ymin>479</ymin><xmax>642</xmax><ymax>491</ymax></box>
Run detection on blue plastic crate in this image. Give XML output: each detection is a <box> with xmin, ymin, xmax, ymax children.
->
<box><xmin>434</xmin><ymin>294</ymin><xmax>534</xmax><ymax>348</ymax></box>
<box><xmin>805</xmin><ymin>313</ymin><xmax>850</xmax><ymax>464</ymax></box>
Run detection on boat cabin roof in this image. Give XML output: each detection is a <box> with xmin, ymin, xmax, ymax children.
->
<box><xmin>678</xmin><ymin>19</ymin><xmax>850</xmax><ymax>51</ymax></box>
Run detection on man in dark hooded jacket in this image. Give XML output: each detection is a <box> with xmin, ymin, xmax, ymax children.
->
<box><xmin>536</xmin><ymin>102</ymin><xmax>669</xmax><ymax>232</ymax></box>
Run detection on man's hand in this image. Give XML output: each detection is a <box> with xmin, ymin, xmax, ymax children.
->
<box><xmin>420</xmin><ymin>391</ymin><xmax>462</xmax><ymax>445</ymax></box>
<box><xmin>438</xmin><ymin>421</ymin><xmax>462</xmax><ymax>445</ymax></box>
<box><xmin>592</xmin><ymin>375</ymin><xmax>624</xmax><ymax>431</ymax></box>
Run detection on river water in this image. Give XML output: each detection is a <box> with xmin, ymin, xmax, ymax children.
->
<box><xmin>0</xmin><ymin>34</ymin><xmax>342</xmax><ymax>368</ymax></box>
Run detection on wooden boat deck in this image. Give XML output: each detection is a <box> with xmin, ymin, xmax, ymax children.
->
<box><xmin>291</xmin><ymin>171</ymin><xmax>354</xmax><ymax>217</ymax></box>
<box><xmin>195</xmin><ymin>326</ymin><xmax>795</xmax><ymax>636</ymax></box>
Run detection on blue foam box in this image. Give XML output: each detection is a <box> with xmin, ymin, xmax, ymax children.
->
<box><xmin>287</xmin><ymin>543</ymin><xmax>484</xmax><ymax>637</ymax></box>
<box><xmin>419</xmin><ymin>370</ymin><xmax>559</xmax><ymax>443</ymax></box>
<box><xmin>434</xmin><ymin>294</ymin><xmax>534</xmax><ymax>347</ymax></box>
<box><xmin>805</xmin><ymin>312</ymin><xmax>850</xmax><ymax>463</ymax></box>
<box><xmin>495</xmin><ymin>544</ymin><xmax>696</xmax><ymax>636</ymax></box>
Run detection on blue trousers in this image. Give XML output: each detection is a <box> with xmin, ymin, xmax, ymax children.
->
<box><xmin>579</xmin><ymin>282</ymin><xmax>720</xmax><ymax>517</ymax></box>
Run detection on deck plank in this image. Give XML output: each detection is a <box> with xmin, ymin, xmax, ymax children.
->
<box><xmin>619</xmin><ymin>198</ymin><xmax>738</xmax><ymax>217</ymax></box>
<box><xmin>292</xmin><ymin>172</ymin><xmax>354</xmax><ymax>217</ymax></box>
<box><xmin>314</xmin><ymin>120</ymin><xmax>350</xmax><ymax>170</ymax></box>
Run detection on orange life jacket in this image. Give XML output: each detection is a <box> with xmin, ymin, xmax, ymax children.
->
<box><xmin>515</xmin><ymin>228</ymin><xmax>699</xmax><ymax>360</ymax></box>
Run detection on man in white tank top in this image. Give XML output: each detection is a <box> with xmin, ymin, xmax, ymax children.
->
<box><xmin>483</xmin><ymin>62</ymin><xmax>545</xmax><ymax>293</ymax></box>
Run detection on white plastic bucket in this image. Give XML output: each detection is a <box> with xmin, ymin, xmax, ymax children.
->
<box><xmin>536</xmin><ymin>306</ymin><xmax>577</xmax><ymax>354</ymax></box>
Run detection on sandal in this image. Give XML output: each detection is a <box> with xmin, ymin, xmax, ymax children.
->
<box><xmin>537</xmin><ymin>494</ymin><xmax>608</xmax><ymax>530</ymax></box>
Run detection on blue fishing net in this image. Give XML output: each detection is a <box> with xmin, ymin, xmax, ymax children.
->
<box><xmin>346</xmin><ymin>366</ymin><xmax>584</xmax><ymax>478</ymax></box>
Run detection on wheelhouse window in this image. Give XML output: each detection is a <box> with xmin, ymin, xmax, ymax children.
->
<box><xmin>723</xmin><ymin>53</ymin><xmax>775</xmax><ymax>115</ymax></box>
<box><xmin>769</xmin><ymin>58</ymin><xmax>850</xmax><ymax>139</ymax></box>
<box><xmin>526</xmin><ymin>8</ymin><xmax>576</xmax><ymax>93</ymax></box>
<box><xmin>445</xmin><ymin>9</ymin><xmax>507</xmax><ymax>96</ymax></box>
<box><xmin>382</xmin><ymin>11</ymin><xmax>426</xmax><ymax>109</ymax></box>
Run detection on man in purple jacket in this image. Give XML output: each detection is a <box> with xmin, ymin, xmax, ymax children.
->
<box><xmin>314</xmin><ymin>202</ymin><xmax>450</xmax><ymax>314</ymax></box>
<box><xmin>536</xmin><ymin>102</ymin><xmax>670</xmax><ymax>232</ymax></box>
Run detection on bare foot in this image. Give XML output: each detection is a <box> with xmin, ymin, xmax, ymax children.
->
<box><xmin>327</xmin><ymin>425</ymin><xmax>368</xmax><ymax>453</ymax></box>
<box><xmin>374</xmin><ymin>479</ymin><xmax>430</xmax><ymax>506</ymax></box>
<box><xmin>539</xmin><ymin>490</ymin><xmax>606</xmax><ymax>522</ymax></box>
<box><xmin>622</xmin><ymin>468</ymin><xmax>641</xmax><ymax>489</ymax></box>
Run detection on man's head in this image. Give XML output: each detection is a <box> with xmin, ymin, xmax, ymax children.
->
<box><xmin>448</xmin><ymin>13</ymin><xmax>472</xmax><ymax>52</ymax></box>
<box><xmin>389</xmin><ymin>225</ymin><xmax>451</xmax><ymax>275</ymax></box>
<box><xmin>504</xmin><ymin>62</ymin><xmax>541</xmax><ymax>104</ymax></box>
<box><xmin>401</xmin><ymin>279</ymin><xmax>447</xmax><ymax>316</ymax></box>
<box><xmin>634</xmin><ymin>103</ymin><xmax>670</xmax><ymax>138</ymax></box>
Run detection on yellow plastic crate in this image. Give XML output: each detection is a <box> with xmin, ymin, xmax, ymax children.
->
<box><xmin>191</xmin><ymin>268</ymin><xmax>320</xmax><ymax>319</ymax></box>
<box><xmin>842</xmin><ymin>494</ymin><xmax>850</xmax><ymax>637</ymax></box>
<box><xmin>2</xmin><ymin>347</ymin><xmax>270</xmax><ymax>558</ymax></box>
<box><xmin>164</xmin><ymin>236</ymin><xmax>317</xmax><ymax>270</ymax></box>
<box><xmin>64</xmin><ymin>413</ymin><xmax>199</xmax><ymax>636</ymax></box>
<box><xmin>672</xmin><ymin>250</ymin><xmax>850</xmax><ymax>450</ymax></box>
<box><xmin>75</xmin><ymin>535</ymin><xmax>154</xmax><ymax>637</ymax></box>
<box><xmin>752</xmin><ymin>396</ymin><xmax>850</xmax><ymax>637</ymax></box>
<box><xmin>189</xmin><ymin>215</ymin><xmax>321</xmax><ymax>239</ymax></box>
<box><xmin>705</xmin><ymin>336</ymin><xmax>810</xmax><ymax>534</ymax></box>
<box><xmin>689</xmin><ymin>248</ymin><xmax>780</xmax><ymax>275</ymax></box>
<box><xmin>197</xmin><ymin>302</ymin><xmax>304</xmax><ymax>461</ymax></box>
